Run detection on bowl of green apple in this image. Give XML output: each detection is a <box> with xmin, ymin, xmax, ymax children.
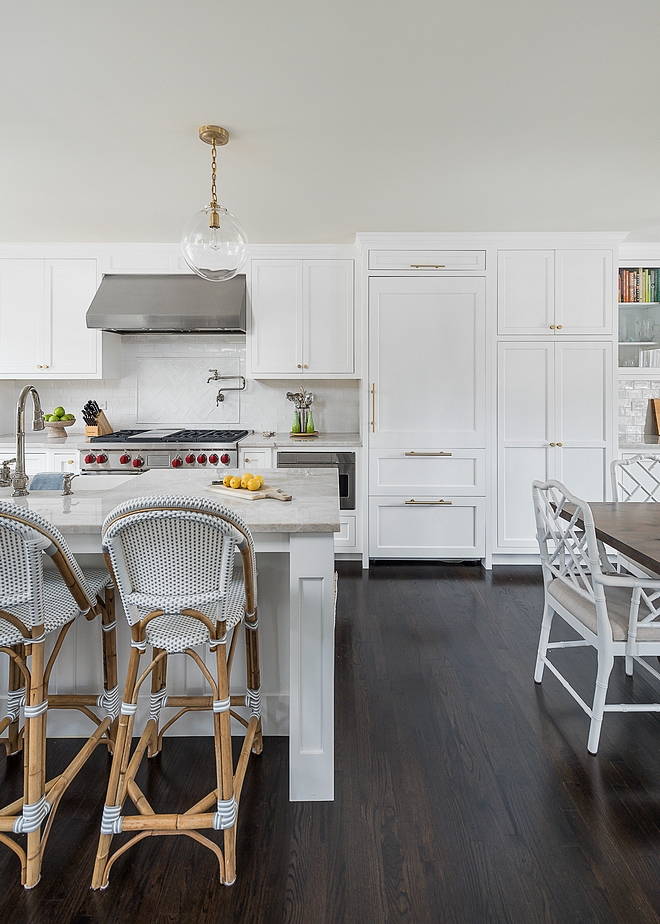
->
<box><xmin>43</xmin><ymin>406</ymin><xmax>76</xmax><ymax>438</ymax></box>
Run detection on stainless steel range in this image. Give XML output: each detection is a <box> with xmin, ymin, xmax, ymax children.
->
<box><xmin>80</xmin><ymin>428</ymin><xmax>250</xmax><ymax>474</ymax></box>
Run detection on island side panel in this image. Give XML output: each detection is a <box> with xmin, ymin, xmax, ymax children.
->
<box><xmin>288</xmin><ymin>531</ymin><xmax>336</xmax><ymax>801</ymax></box>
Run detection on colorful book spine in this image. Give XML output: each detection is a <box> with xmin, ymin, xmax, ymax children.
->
<box><xmin>619</xmin><ymin>267</ymin><xmax>660</xmax><ymax>302</ymax></box>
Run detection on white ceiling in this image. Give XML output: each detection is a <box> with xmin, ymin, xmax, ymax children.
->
<box><xmin>2</xmin><ymin>0</ymin><xmax>660</xmax><ymax>244</ymax></box>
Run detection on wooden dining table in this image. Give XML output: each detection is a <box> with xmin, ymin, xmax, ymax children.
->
<box><xmin>571</xmin><ymin>502</ymin><xmax>660</xmax><ymax>575</ymax></box>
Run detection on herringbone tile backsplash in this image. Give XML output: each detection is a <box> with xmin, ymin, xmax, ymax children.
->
<box><xmin>11</xmin><ymin>335</ymin><xmax>360</xmax><ymax>434</ymax></box>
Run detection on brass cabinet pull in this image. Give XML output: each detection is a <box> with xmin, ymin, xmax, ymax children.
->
<box><xmin>549</xmin><ymin>442</ymin><xmax>556</xmax><ymax>447</ymax></box>
<box><xmin>557</xmin><ymin>442</ymin><xmax>562</xmax><ymax>447</ymax></box>
<box><xmin>410</xmin><ymin>264</ymin><xmax>445</xmax><ymax>269</ymax></box>
<box><xmin>549</xmin><ymin>442</ymin><xmax>563</xmax><ymax>447</ymax></box>
<box><xmin>405</xmin><ymin>451</ymin><xmax>452</xmax><ymax>457</ymax></box>
<box><xmin>556</xmin><ymin>325</ymin><xmax>562</xmax><ymax>330</ymax></box>
<box><xmin>297</xmin><ymin>364</ymin><xmax>302</xmax><ymax>369</ymax></box>
<box><xmin>371</xmin><ymin>383</ymin><xmax>376</xmax><ymax>432</ymax></box>
<box><xmin>405</xmin><ymin>499</ymin><xmax>452</xmax><ymax>505</ymax></box>
<box><xmin>550</xmin><ymin>325</ymin><xmax>555</xmax><ymax>330</ymax></box>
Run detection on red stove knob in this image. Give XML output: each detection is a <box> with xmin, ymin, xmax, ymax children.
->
<box><xmin>119</xmin><ymin>454</ymin><xmax>131</xmax><ymax>465</ymax></box>
<box><xmin>132</xmin><ymin>457</ymin><xmax>144</xmax><ymax>468</ymax></box>
<box><xmin>208</xmin><ymin>453</ymin><xmax>219</xmax><ymax>465</ymax></box>
<box><xmin>197</xmin><ymin>454</ymin><xmax>207</xmax><ymax>465</ymax></box>
<box><xmin>220</xmin><ymin>453</ymin><xmax>230</xmax><ymax>465</ymax></box>
<box><xmin>96</xmin><ymin>453</ymin><xmax>108</xmax><ymax>464</ymax></box>
<box><xmin>171</xmin><ymin>457</ymin><xmax>183</xmax><ymax>468</ymax></box>
<box><xmin>185</xmin><ymin>453</ymin><xmax>196</xmax><ymax>464</ymax></box>
<box><xmin>84</xmin><ymin>453</ymin><xmax>96</xmax><ymax>464</ymax></box>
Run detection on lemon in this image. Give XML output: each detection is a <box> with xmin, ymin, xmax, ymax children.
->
<box><xmin>241</xmin><ymin>472</ymin><xmax>254</xmax><ymax>488</ymax></box>
<box><xmin>247</xmin><ymin>478</ymin><xmax>262</xmax><ymax>491</ymax></box>
<box><xmin>230</xmin><ymin>476</ymin><xmax>242</xmax><ymax>489</ymax></box>
<box><xmin>255</xmin><ymin>475</ymin><xmax>265</xmax><ymax>487</ymax></box>
<box><xmin>223</xmin><ymin>474</ymin><xmax>233</xmax><ymax>487</ymax></box>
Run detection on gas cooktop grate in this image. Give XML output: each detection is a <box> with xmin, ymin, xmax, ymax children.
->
<box><xmin>90</xmin><ymin>429</ymin><xmax>250</xmax><ymax>444</ymax></box>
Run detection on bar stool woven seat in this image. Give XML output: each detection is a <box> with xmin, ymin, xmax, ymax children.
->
<box><xmin>0</xmin><ymin>501</ymin><xmax>118</xmax><ymax>889</ymax></box>
<box><xmin>92</xmin><ymin>494</ymin><xmax>263</xmax><ymax>890</ymax></box>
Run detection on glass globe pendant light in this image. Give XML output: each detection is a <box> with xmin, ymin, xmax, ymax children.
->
<box><xmin>181</xmin><ymin>125</ymin><xmax>248</xmax><ymax>282</ymax></box>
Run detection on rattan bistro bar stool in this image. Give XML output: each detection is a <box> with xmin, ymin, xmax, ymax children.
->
<box><xmin>0</xmin><ymin>500</ymin><xmax>118</xmax><ymax>888</ymax></box>
<box><xmin>92</xmin><ymin>495</ymin><xmax>262</xmax><ymax>890</ymax></box>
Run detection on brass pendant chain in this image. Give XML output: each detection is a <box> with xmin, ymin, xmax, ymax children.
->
<box><xmin>209</xmin><ymin>141</ymin><xmax>220</xmax><ymax>228</ymax></box>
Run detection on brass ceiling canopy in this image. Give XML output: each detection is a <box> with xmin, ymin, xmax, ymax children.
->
<box><xmin>198</xmin><ymin>125</ymin><xmax>229</xmax><ymax>147</ymax></box>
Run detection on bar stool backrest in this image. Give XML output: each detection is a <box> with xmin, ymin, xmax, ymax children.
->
<box><xmin>101</xmin><ymin>494</ymin><xmax>257</xmax><ymax>626</ymax></box>
<box><xmin>0</xmin><ymin>500</ymin><xmax>97</xmax><ymax>626</ymax></box>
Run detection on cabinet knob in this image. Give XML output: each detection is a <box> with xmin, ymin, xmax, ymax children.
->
<box><xmin>557</xmin><ymin>442</ymin><xmax>563</xmax><ymax>447</ymax></box>
<box><xmin>44</xmin><ymin>364</ymin><xmax>49</xmax><ymax>368</ymax></box>
<box><xmin>244</xmin><ymin>457</ymin><xmax>251</xmax><ymax>463</ymax></box>
<box><xmin>37</xmin><ymin>364</ymin><xmax>42</xmax><ymax>369</ymax></box>
<box><xmin>67</xmin><ymin>460</ymin><xmax>74</xmax><ymax>465</ymax></box>
<box><xmin>297</xmin><ymin>364</ymin><xmax>302</xmax><ymax>369</ymax></box>
<box><xmin>303</xmin><ymin>364</ymin><xmax>309</xmax><ymax>369</ymax></box>
<box><xmin>549</xmin><ymin>325</ymin><xmax>555</xmax><ymax>330</ymax></box>
<box><xmin>549</xmin><ymin>442</ymin><xmax>556</xmax><ymax>447</ymax></box>
<box><xmin>556</xmin><ymin>325</ymin><xmax>562</xmax><ymax>330</ymax></box>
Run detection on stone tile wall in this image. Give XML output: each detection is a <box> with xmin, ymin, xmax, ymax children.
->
<box><xmin>618</xmin><ymin>379</ymin><xmax>660</xmax><ymax>441</ymax></box>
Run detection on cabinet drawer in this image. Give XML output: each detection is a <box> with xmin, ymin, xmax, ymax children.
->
<box><xmin>370</xmin><ymin>449</ymin><xmax>485</xmax><ymax>495</ymax></box>
<box><xmin>240</xmin><ymin>449</ymin><xmax>272</xmax><ymax>469</ymax></box>
<box><xmin>369</xmin><ymin>496</ymin><xmax>485</xmax><ymax>559</ymax></box>
<box><xmin>368</xmin><ymin>250</ymin><xmax>486</xmax><ymax>272</ymax></box>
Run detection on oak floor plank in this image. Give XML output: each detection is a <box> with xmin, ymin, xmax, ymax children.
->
<box><xmin>4</xmin><ymin>563</ymin><xmax>660</xmax><ymax>922</ymax></box>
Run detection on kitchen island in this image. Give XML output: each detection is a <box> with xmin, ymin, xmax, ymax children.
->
<box><xmin>0</xmin><ymin>468</ymin><xmax>340</xmax><ymax>801</ymax></box>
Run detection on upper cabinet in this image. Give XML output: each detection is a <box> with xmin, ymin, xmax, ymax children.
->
<box><xmin>497</xmin><ymin>249</ymin><xmax>614</xmax><ymax>336</ymax></box>
<box><xmin>249</xmin><ymin>259</ymin><xmax>355</xmax><ymax>377</ymax></box>
<box><xmin>0</xmin><ymin>258</ymin><xmax>120</xmax><ymax>379</ymax></box>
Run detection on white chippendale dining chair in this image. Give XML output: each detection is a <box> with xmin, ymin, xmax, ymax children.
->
<box><xmin>532</xmin><ymin>479</ymin><xmax>660</xmax><ymax>754</ymax></box>
<box><xmin>610</xmin><ymin>454</ymin><xmax>660</xmax><ymax>578</ymax></box>
<box><xmin>92</xmin><ymin>494</ymin><xmax>262</xmax><ymax>890</ymax></box>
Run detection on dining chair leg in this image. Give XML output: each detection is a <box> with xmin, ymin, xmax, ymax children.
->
<box><xmin>534</xmin><ymin>602</ymin><xmax>555</xmax><ymax>683</ymax></box>
<box><xmin>587</xmin><ymin>650</ymin><xmax>615</xmax><ymax>755</ymax></box>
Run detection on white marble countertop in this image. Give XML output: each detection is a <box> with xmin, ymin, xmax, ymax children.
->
<box><xmin>0</xmin><ymin>431</ymin><xmax>362</xmax><ymax>451</ymax></box>
<box><xmin>619</xmin><ymin>437</ymin><xmax>660</xmax><ymax>451</ymax></box>
<box><xmin>0</xmin><ymin>468</ymin><xmax>341</xmax><ymax>536</ymax></box>
<box><xmin>243</xmin><ymin>431</ymin><xmax>361</xmax><ymax>449</ymax></box>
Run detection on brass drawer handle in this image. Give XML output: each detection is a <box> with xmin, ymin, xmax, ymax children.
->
<box><xmin>405</xmin><ymin>499</ymin><xmax>452</xmax><ymax>505</ymax></box>
<box><xmin>410</xmin><ymin>264</ymin><xmax>445</xmax><ymax>269</ymax></box>
<box><xmin>405</xmin><ymin>451</ymin><xmax>452</xmax><ymax>457</ymax></box>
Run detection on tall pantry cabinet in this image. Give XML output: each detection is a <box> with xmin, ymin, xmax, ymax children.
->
<box><xmin>363</xmin><ymin>245</ymin><xmax>488</xmax><ymax>560</ymax></box>
<box><xmin>494</xmin><ymin>241</ymin><xmax>620</xmax><ymax>559</ymax></box>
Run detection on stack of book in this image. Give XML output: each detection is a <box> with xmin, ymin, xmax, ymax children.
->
<box><xmin>619</xmin><ymin>267</ymin><xmax>660</xmax><ymax>303</ymax></box>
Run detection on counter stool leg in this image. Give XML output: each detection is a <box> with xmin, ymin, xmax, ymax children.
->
<box><xmin>148</xmin><ymin>649</ymin><xmax>167</xmax><ymax>758</ymax></box>
<box><xmin>245</xmin><ymin>616</ymin><xmax>262</xmax><ymax>755</ymax></box>
<box><xmin>100</xmin><ymin>586</ymin><xmax>119</xmax><ymax>745</ymax></box>
<box><xmin>214</xmin><ymin>630</ymin><xmax>237</xmax><ymax>885</ymax></box>
<box><xmin>24</xmin><ymin>630</ymin><xmax>46</xmax><ymax>889</ymax></box>
<box><xmin>5</xmin><ymin>645</ymin><xmax>25</xmax><ymax>756</ymax></box>
<box><xmin>92</xmin><ymin>642</ymin><xmax>142</xmax><ymax>890</ymax></box>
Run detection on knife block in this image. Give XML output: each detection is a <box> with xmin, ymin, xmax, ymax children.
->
<box><xmin>85</xmin><ymin>410</ymin><xmax>113</xmax><ymax>439</ymax></box>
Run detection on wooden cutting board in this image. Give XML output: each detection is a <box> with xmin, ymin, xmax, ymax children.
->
<box><xmin>205</xmin><ymin>482</ymin><xmax>292</xmax><ymax>502</ymax></box>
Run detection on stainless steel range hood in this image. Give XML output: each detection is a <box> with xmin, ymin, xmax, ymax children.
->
<box><xmin>85</xmin><ymin>274</ymin><xmax>246</xmax><ymax>333</ymax></box>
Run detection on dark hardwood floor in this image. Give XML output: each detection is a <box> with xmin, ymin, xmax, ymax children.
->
<box><xmin>3</xmin><ymin>562</ymin><xmax>660</xmax><ymax>923</ymax></box>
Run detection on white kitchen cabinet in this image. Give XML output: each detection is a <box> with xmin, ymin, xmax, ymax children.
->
<box><xmin>239</xmin><ymin>448</ymin><xmax>272</xmax><ymax>469</ymax></box>
<box><xmin>0</xmin><ymin>258</ymin><xmax>120</xmax><ymax>379</ymax></box>
<box><xmin>369</xmin><ymin>276</ymin><xmax>486</xmax><ymax>449</ymax></box>
<box><xmin>369</xmin><ymin>449</ymin><xmax>485</xmax><ymax>496</ymax></box>
<box><xmin>368</xmin><ymin>250</ymin><xmax>486</xmax><ymax>272</ymax></box>
<box><xmin>369</xmin><ymin>496</ymin><xmax>485</xmax><ymax>559</ymax></box>
<box><xmin>249</xmin><ymin>259</ymin><xmax>354</xmax><ymax>377</ymax></box>
<box><xmin>335</xmin><ymin>515</ymin><xmax>357</xmax><ymax>550</ymax></box>
<box><xmin>497</xmin><ymin>249</ymin><xmax>613</xmax><ymax>336</ymax></box>
<box><xmin>496</xmin><ymin>340</ymin><xmax>613</xmax><ymax>551</ymax></box>
<box><xmin>51</xmin><ymin>451</ymin><xmax>80</xmax><ymax>474</ymax></box>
